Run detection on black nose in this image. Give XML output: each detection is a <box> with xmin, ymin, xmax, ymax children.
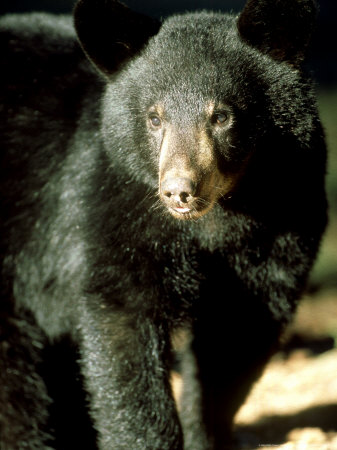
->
<box><xmin>161</xmin><ymin>177</ymin><xmax>196</xmax><ymax>204</ymax></box>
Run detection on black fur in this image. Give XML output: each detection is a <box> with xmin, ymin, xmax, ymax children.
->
<box><xmin>0</xmin><ymin>1</ymin><xmax>327</xmax><ymax>449</ymax></box>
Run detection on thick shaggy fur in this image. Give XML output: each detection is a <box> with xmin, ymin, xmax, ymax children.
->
<box><xmin>0</xmin><ymin>1</ymin><xmax>327</xmax><ymax>449</ymax></box>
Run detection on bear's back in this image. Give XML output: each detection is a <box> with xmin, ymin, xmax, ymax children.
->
<box><xmin>0</xmin><ymin>13</ymin><xmax>99</xmax><ymax>126</ymax></box>
<box><xmin>0</xmin><ymin>13</ymin><xmax>100</xmax><ymax>258</ymax></box>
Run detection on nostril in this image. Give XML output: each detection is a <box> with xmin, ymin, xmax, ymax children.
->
<box><xmin>179</xmin><ymin>192</ymin><xmax>190</xmax><ymax>203</ymax></box>
<box><xmin>161</xmin><ymin>177</ymin><xmax>196</xmax><ymax>205</ymax></box>
<box><xmin>161</xmin><ymin>177</ymin><xmax>196</xmax><ymax>204</ymax></box>
<box><xmin>164</xmin><ymin>190</ymin><xmax>172</xmax><ymax>198</ymax></box>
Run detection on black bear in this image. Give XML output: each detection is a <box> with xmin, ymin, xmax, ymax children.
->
<box><xmin>0</xmin><ymin>0</ymin><xmax>327</xmax><ymax>448</ymax></box>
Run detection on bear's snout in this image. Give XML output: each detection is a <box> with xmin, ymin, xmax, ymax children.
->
<box><xmin>161</xmin><ymin>177</ymin><xmax>196</xmax><ymax>214</ymax></box>
<box><xmin>159</xmin><ymin>170</ymin><xmax>219</xmax><ymax>220</ymax></box>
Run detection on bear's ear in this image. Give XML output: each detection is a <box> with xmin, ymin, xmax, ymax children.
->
<box><xmin>237</xmin><ymin>0</ymin><xmax>317</xmax><ymax>66</ymax></box>
<box><xmin>74</xmin><ymin>0</ymin><xmax>161</xmax><ymax>76</ymax></box>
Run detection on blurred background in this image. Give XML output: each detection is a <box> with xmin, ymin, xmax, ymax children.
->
<box><xmin>1</xmin><ymin>1</ymin><xmax>337</xmax><ymax>448</ymax></box>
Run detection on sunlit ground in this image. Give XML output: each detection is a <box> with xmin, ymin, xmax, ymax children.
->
<box><xmin>234</xmin><ymin>289</ymin><xmax>337</xmax><ymax>449</ymax></box>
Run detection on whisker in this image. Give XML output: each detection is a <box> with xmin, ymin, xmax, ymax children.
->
<box><xmin>150</xmin><ymin>199</ymin><xmax>163</xmax><ymax>212</ymax></box>
<box><xmin>196</xmin><ymin>197</ymin><xmax>212</xmax><ymax>207</ymax></box>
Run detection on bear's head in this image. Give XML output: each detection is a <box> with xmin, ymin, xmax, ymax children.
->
<box><xmin>74</xmin><ymin>0</ymin><xmax>318</xmax><ymax>221</ymax></box>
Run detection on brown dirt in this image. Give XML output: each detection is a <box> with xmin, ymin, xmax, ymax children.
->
<box><xmin>234</xmin><ymin>289</ymin><xmax>337</xmax><ymax>449</ymax></box>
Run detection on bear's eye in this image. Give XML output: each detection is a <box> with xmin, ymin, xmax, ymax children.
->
<box><xmin>212</xmin><ymin>112</ymin><xmax>228</xmax><ymax>126</ymax></box>
<box><xmin>149</xmin><ymin>114</ymin><xmax>162</xmax><ymax>129</ymax></box>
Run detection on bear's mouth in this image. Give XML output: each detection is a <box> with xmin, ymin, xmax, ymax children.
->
<box><xmin>172</xmin><ymin>206</ymin><xmax>192</xmax><ymax>214</ymax></box>
<box><xmin>162</xmin><ymin>196</ymin><xmax>215</xmax><ymax>220</ymax></box>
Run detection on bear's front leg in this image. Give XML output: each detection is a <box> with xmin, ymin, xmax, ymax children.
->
<box><xmin>179</xmin><ymin>278</ymin><xmax>283</xmax><ymax>450</ymax></box>
<box><xmin>0</xmin><ymin>308</ymin><xmax>52</xmax><ymax>449</ymax></box>
<box><xmin>77</xmin><ymin>300</ymin><xmax>183</xmax><ymax>450</ymax></box>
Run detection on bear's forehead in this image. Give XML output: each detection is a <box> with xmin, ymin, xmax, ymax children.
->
<box><xmin>138</xmin><ymin>12</ymin><xmax>264</xmax><ymax>92</ymax></box>
<box><xmin>146</xmin><ymin>12</ymin><xmax>238</xmax><ymax>61</ymax></box>
<box><xmin>122</xmin><ymin>11</ymin><xmax>300</xmax><ymax>116</ymax></box>
<box><xmin>134</xmin><ymin>26</ymin><xmax>260</xmax><ymax>109</ymax></box>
